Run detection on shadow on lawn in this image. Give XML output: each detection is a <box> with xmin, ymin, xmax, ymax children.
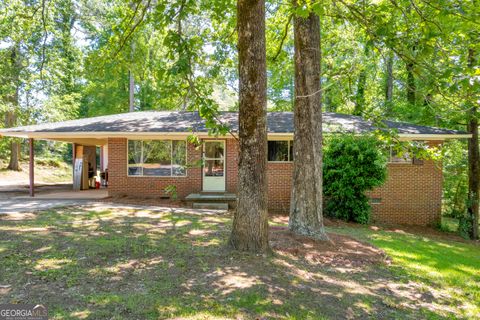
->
<box><xmin>0</xmin><ymin>206</ymin><xmax>463</xmax><ymax>319</ymax></box>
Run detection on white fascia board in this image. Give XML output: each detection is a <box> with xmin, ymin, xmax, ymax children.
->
<box><xmin>0</xmin><ymin>131</ymin><xmax>471</xmax><ymax>141</ymax></box>
<box><xmin>397</xmin><ymin>134</ymin><xmax>472</xmax><ymax>140</ymax></box>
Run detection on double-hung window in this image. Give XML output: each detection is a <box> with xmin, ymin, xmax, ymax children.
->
<box><xmin>128</xmin><ymin>140</ymin><xmax>187</xmax><ymax>176</ymax></box>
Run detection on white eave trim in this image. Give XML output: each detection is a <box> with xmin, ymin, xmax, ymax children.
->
<box><xmin>0</xmin><ymin>131</ymin><xmax>471</xmax><ymax>140</ymax></box>
<box><xmin>397</xmin><ymin>133</ymin><xmax>472</xmax><ymax>140</ymax></box>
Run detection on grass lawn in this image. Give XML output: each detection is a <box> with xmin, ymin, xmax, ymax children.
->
<box><xmin>329</xmin><ymin>224</ymin><xmax>480</xmax><ymax>319</ymax></box>
<box><xmin>0</xmin><ymin>205</ymin><xmax>478</xmax><ymax>319</ymax></box>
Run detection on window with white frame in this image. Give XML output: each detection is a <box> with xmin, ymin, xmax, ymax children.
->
<box><xmin>128</xmin><ymin>140</ymin><xmax>187</xmax><ymax>176</ymax></box>
<box><xmin>268</xmin><ymin>140</ymin><xmax>294</xmax><ymax>162</ymax></box>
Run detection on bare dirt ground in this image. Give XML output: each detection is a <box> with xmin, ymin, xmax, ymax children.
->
<box><xmin>270</xmin><ymin>226</ymin><xmax>388</xmax><ymax>267</ymax></box>
<box><xmin>0</xmin><ymin>160</ymin><xmax>71</xmax><ymax>187</ymax></box>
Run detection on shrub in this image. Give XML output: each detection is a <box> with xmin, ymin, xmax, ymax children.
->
<box><xmin>323</xmin><ymin>134</ymin><xmax>387</xmax><ymax>224</ymax></box>
<box><xmin>458</xmin><ymin>214</ymin><xmax>473</xmax><ymax>240</ymax></box>
<box><xmin>164</xmin><ymin>185</ymin><xmax>178</xmax><ymax>200</ymax></box>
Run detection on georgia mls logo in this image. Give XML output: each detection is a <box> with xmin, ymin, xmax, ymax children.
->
<box><xmin>0</xmin><ymin>304</ymin><xmax>48</xmax><ymax>320</ymax></box>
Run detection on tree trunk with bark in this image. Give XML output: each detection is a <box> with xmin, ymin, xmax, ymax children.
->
<box><xmin>385</xmin><ymin>51</ymin><xmax>394</xmax><ymax>116</ymax></box>
<box><xmin>353</xmin><ymin>70</ymin><xmax>366</xmax><ymax>116</ymax></box>
<box><xmin>289</xmin><ymin>7</ymin><xmax>328</xmax><ymax>241</ymax></box>
<box><xmin>129</xmin><ymin>70</ymin><xmax>135</xmax><ymax>112</ymax></box>
<box><xmin>229</xmin><ymin>0</ymin><xmax>269</xmax><ymax>252</ymax></box>
<box><xmin>128</xmin><ymin>2</ymin><xmax>135</xmax><ymax>112</ymax></box>
<box><xmin>5</xmin><ymin>111</ymin><xmax>20</xmax><ymax>171</ymax></box>
<box><xmin>6</xmin><ymin>45</ymin><xmax>21</xmax><ymax>171</ymax></box>
<box><xmin>354</xmin><ymin>46</ymin><xmax>369</xmax><ymax>116</ymax></box>
<box><xmin>467</xmin><ymin>48</ymin><xmax>479</xmax><ymax>240</ymax></box>
<box><xmin>406</xmin><ymin>61</ymin><xmax>416</xmax><ymax>105</ymax></box>
<box><xmin>467</xmin><ymin>110</ymin><xmax>479</xmax><ymax>240</ymax></box>
<box><xmin>324</xmin><ymin>85</ymin><xmax>335</xmax><ymax>112</ymax></box>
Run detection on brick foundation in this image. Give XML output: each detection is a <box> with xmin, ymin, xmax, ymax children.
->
<box><xmin>107</xmin><ymin>138</ymin><xmax>442</xmax><ymax>226</ymax></box>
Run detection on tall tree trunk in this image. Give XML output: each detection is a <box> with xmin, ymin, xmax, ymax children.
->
<box><xmin>6</xmin><ymin>45</ymin><xmax>21</xmax><ymax>171</ymax></box>
<box><xmin>129</xmin><ymin>44</ymin><xmax>135</xmax><ymax>112</ymax></box>
<box><xmin>406</xmin><ymin>61</ymin><xmax>416</xmax><ymax>105</ymax></box>
<box><xmin>467</xmin><ymin>111</ymin><xmax>479</xmax><ymax>240</ymax></box>
<box><xmin>289</xmin><ymin>6</ymin><xmax>328</xmax><ymax>241</ymax></box>
<box><xmin>229</xmin><ymin>0</ymin><xmax>269</xmax><ymax>252</ymax></box>
<box><xmin>354</xmin><ymin>45</ymin><xmax>369</xmax><ymax>116</ymax></box>
<box><xmin>129</xmin><ymin>6</ymin><xmax>135</xmax><ymax>113</ymax></box>
<box><xmin>324</xmin><ymin>85</ymin><xmax>334</xmax><ymax>112</ymax></box>
<box><xmin>5</xmin><ymin>111</ymin><xmax>20</xmax><ymax>171</ymax></box>
<box><xmin>129</xmin><ymin>70</ymin><xmax>135</xmax><ymax>112</ymax></box>
<box><xmin>353</xmin><ymin>69</ymin><xmax>366</xmax><ymax>116</ymax></box>
<box><xmin>467</xmin><ymin>48</ymin><xmax>479</xmax><ymax>240</ymax></box>
<box><xmin>385</xmin><ymin>51</ymin><xmax>394</xmax><ymax>116</ymax></box>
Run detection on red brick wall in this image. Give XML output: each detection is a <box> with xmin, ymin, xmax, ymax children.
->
<box><xmin>223</xmin><ymin>139</ymin><xmax>292</xmax><ymax>212</ymax></box>
<box><xmin>266</xmin><ymin>163</ymin><xmax>293</xmax><ymax>213</ymax></box>
<box><xmin>226</xmin><ymin>138</ymin><xmax>239</xmax><ymax>193</ymax></box>
<box><xmin>108</xmin><ymin>137</ymin><xmax>443</xmax><ymax>226</ymax></box>
<box><xmin>368</xmin><ymin>142</ymin><xmax>443</xmax><ymax>226</ymax></box>
<box><xmin>108</xmin><ymin>138</ymin><xmax>202</xmax><ymax>198</ymax></box>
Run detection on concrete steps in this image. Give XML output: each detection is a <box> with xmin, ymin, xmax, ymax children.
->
<box><xmin>186</xmin><ymin>193</ymin><xmax>236</xmax><ymax>210</ymax></box>
<box><xmin>193</xmin><ymin>202</ymin><xmax>229</xmax><ymax>210</ymax></box>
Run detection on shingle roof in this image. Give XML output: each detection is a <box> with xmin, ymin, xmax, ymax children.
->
<box><xmin>0</xmin><ymin>111</ymin><xmax>467</xmax><ymax>136</ymax></box>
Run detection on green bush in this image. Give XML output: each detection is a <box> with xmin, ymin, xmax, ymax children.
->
<box><xmin>323</xmin><ymin>134</ymin><xmax>387</xmax><ymax>224</ymax></box>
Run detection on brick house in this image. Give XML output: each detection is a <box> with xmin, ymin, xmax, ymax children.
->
<box><xmin>0</xmin><ymin>111</ymin><xmax>470</xmax><ymax>226</ymax></box>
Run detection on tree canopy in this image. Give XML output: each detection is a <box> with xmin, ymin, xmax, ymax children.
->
<box><xmin>0</xmin><ymin>0</ymin><xmax>479</xmax><ymax>237</ymax></box>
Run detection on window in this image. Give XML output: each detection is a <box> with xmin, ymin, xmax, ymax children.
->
<box><xmin>127</xmin><ymin>140</ymin><xmax>187</xmax><ymax>176</ymax></box>
<box><xmin>389</xmin><ymin>146</ymin><xmax>412</xmax><ymax>164</ymax></box>
<box><xmin>128</xmin><ymin>140</ymin><xmax>143</xmax><ymax>175</ymax></box>
<box><xmin>172</xmin><ymin>140</ymin><xmax>187</xmax><ymax>176</ymax></box>
<box><xmin>143</xmin><ymin>140</ymin><xmax>171</xmax><ymax>176</ymax></box>
<box><xmin>268</xmin><ymin>140</ymin><xmax>294</xmax><ymax>162</ymax></box>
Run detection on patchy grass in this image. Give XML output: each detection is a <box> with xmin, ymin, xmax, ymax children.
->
<box><xmin>0</xmin><ymin>159</ymin><xmax>72</xmax><ymax>185</ymax></box>
<box><xmin>0</xmin><ymin>205</ymin><xmax>478</xmax><ymax>319</ymax></box>
<box><xmin>329</xmin><ymin>224</ymin><xmax>480</xmax><ymax>319</ymax></box>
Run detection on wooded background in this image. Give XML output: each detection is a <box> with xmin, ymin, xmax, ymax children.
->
<box><xmin>0</xmin><ymin>0</ymin><xmax>478</xmax><ymax>224</ymax></box>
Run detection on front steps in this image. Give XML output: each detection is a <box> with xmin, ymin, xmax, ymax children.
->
<box><xmin>193</xmin><ymin>202</ymin><xmax>229</xmax><ymax>210</ymax></box>
<box><xmin>185</xmin><ymin>193</ymin><xmax>236</xmax><ymax>210</ymax></box>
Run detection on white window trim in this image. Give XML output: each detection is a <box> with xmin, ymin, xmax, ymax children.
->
<box><xmin>267</xmin><ymin>140</ymin><xmax>294</xmax><ymax>163</ymax></box>
<box><xmin>127</xmin><ymin>139</ymin><xmax>188</xmax><ymax>177</ymax></box>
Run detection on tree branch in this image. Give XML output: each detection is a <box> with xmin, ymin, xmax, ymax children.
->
<box><xmin>112</xmin><ymin>0</ymin><xmax>152</xmax><ymax>59</ymax></box>
<box><xmin>271</xmin><ymin>14</ymin><xmax>293</xmax><ymax>62</ymax></box>
<box><xmin>39</xmin><ymin>0</ymin><xmax>48</xmax><ymax>81</ymax></box>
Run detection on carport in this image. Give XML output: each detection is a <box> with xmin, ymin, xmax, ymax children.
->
<box><xmin>0</xmin><ymin>122</ymin><xmax>109</xmax><ymax>197</ymax></box>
